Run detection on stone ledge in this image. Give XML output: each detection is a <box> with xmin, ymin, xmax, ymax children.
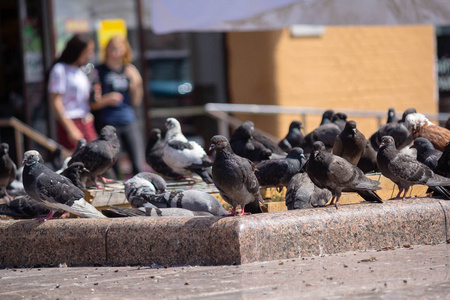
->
<box><xmin>0</xmin><ymin>198</ymin><xmax>448</xmax><ymax>268</ymax></box>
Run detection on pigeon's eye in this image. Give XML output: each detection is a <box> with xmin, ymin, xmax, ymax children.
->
<box><xmin>218</xmin><ymin>140</ymin><xmax>222</xmax><ymax>145</ymax></box>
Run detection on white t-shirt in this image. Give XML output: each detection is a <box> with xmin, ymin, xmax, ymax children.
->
<box><xmin>48</xmin><ymin>62</ymin><xmax>91</xmax><ymax>119</ymax></box>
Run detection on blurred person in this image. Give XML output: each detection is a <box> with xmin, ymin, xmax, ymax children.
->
<box><xmin>91</xmin><ymin>35</ymin><xmax>145</xmax><ymax>178</ymax></box>
<box><xmin>48</xmin><ymin>34</ymin><xmax>98</xmax><ymax>151</ymax></box>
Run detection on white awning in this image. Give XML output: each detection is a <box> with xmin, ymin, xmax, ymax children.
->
<box><xmin>151</xmin><ymin>0</ymin><xmax>450</xmax><ymax>34</ymax></box>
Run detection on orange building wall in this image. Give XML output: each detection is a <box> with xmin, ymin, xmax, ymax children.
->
<box><xmin>226</xmin><ymin>26</ymin><xmax>436</xmax><ymax>139</ymax></box>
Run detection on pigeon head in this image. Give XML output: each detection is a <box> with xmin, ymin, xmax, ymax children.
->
<box><xmin>287</xmin><ymin>147</ymin><xmax>306</xmax><ymax>160</ymax></box>
<box><xmin>410</xmin><ymin>137</ymin><xmax>434</xmax><ymax>151</ymax></box>
<box><xmin>165</xmin><ymin>118</ymin><xmax>181</xmax><ymax>131</ymax></box>
<box><xmin>151</xmin><ymin>128</ymin><xmax>162</xmax><ymax>139</ymax></box>
<box><xmin>401</xmin><ymin>108</ymin><xmax>417</xmax><ymax>123</ymax></box>
<box><xmin>405</xmin><ymin>113</ymin><xmax>434</xmax><ymax>133</ymax></box>
<box><xmin>209</xmin><ymin>135</ymin><xmax>231</xmax><ymax>152</ymax></box>
<box><xmin>312</xmin><ymin>141</ymin><xmax>326</xmax><ymax>156</ymax></box>
<box><xmin>387</xmin><ymin>108</ymin><xmax>396</xmax><ymax>121</ymax></box>
<box><xmin>379</xmin><ymin>136</ymin><xmax>395</xmax><ymax>149</ymax></box>
<box><xmin>67</xmin><ymin>162</ymin><xmax>90</xmax><ymax>175</ymax></box>
<box><xmin>345</xmin><ymin>121</ymin><xmax>358</xmax><ymax>134</ymax></box>
<box><xmin>233</xmin><ymin>122</ymin><xmax>253</xmax><ymax>139</ymax></box>
<box><xmin>99</xmin><ymin>125</ymin><xmax>117</xmax><ymax>141</ymax></box>
<box><xmin>165</xmin><ymin>118</ymin><xmax>183</xmax><ymax>140</ymax></box>
<box><xmin>331</xmin><ymin>112</ymin><xmax>347</xmax><ymax>122</ymax></box>
<box><xmin>289</xmin><ymin>121</ymin><xmax>303</xmax><ymax>130</ymax></box>
<box><xmin>22</xmin><ymin>150</ymin><xmax>44</xmax><ymax>166</ymax></box>
<box><xmin>0</xmin><ymin>143</ymin><xmax>9</xmax><ymax>155</ymax></box>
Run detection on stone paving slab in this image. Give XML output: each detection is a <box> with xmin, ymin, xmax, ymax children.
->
<box><xmin>0</xmin><ymin>198</ymin><xmax>448</xmax><ymax>268</ymax></box>
<box><xmin>0</xmin><ymin>244</ymin><xmax>449</xmax><ymax>299</ymax></box>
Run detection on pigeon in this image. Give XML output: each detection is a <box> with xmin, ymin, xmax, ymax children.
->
<box><xmin>303</xmin><ymin>122</ymin><xmax>342</xmax><ymax>154</ymax></box>
<box><xmin>60</xmin><ymin>162</ymin><xmax>90</xmax><ymax>190</ymax></box>
<box><xmin>248</xmin><ymin>122</ymin><xmax>286</xmax><ymax>155</ymax></box>
<box><xmin>162</xmin><ymin>118</ymin><xmax>213</xmax><ymax>183</ymax></box>
<box><xmin>405</xmin><ymin>113</ymin><xmax>450</xmax><ymax>152</ymax></box>
<box><xmin>0</xmin><ymin>143</ymin><xmax>16</xmax><ymax>200</ymax></box>
<box><xmin>386</xmin><ymin>108</ymin><xmax>398</xmax><ymax>123</ymax></box>
<box><xmin>0</xmin><ymin>195</ymin><xmax>64</xmax><ymax>219</ymax></box>
<box><xmin>410</xmin><ymin>137</ymin><xmax>442</xmax><ymax>171</ymax></box>
<box><xmin>128</xmin><ymin>190</ymin><xmax>229</xmax><ymax>216</ymax></box>
<box><xmin>22</xmin><ymin>150</ymin><xmax>106</xmax><ymax>219</ymax></box>
<box><xmin>330</xmin><ymin>112</ymin><xmax>348</xmax><ymax>131</ymax></box>
<box><xmin>320</xmin><ymin>109</ymin><xmax>335</xmax><ymax>126</ymax></box>
<box><xmin>124</xmin><ymin>172</ymin><xmax>166</xmax><ymax>204</ymax></box>
<box><xmin>285</xmin><ymin>172</ymin><xmax>331</xmax><ymax>210</ymax></box>
<box><xmin>400</xmin><ymin>108</ymin><xmax>417</xmax><ymax>123</ymax></box>
<box><xmin>332</xmin><ymin>121</ymin><xmax>366</xmax><ymax>166</ymax></box>
<box><xmin>357</xmin><ymin>140</ymin><xmax>379</xmax><ymax>173</ymax></box>
<box><xmin>278</xmin><ymin>121</ymin><xmax>305</xmax><ymax>152</ymax></box>
<box><xmin>377</xmin><ymin>136</ymin><xmax>450</xmax><ymax>200</ymax></box>
<box><xmin>306</xmin><ymin>141</ymin><xmax>382</xmax><ymax>209</ymax></box>
<box><xmin>230</xmin><ymin>122</ymin><xmax>272</xmax><ymax>162</ymax></box>
<box><xmin>209</xmin><ymin>135</ymin><xmax>263</xmax><ymax>215</ymax></box>
<box><xmin>145</xmin><ymin>128</ymin><xmax>182</xmax><ymax>179</ymax></box>
<box><xmin>255</xmin><ymin>147</ymin><xmax>306</xmax><ymax>190</ymax></box>
<box><xmin>102</xmin><ymin>205</ymin><xmax>213</xmax><ymax>218</ymax></box>
<box><xmin>68</xmin><ymin>125</ymin><xmax>120</xmax><ymax>188</ymax></box>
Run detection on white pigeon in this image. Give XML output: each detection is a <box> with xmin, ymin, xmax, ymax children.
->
<box><xmin>162</xmin><ymin>118</ymin><xmax>213</xmax><ymax>183</ymax></box>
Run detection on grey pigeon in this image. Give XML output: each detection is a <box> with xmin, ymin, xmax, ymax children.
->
<box><xmin>230</xmin><ymin>122</ymin><xmax>272</xmax><ymax>162</ymax></box>
<box><xmin>248</xmin><ymin>122</ymin><xmax>286</xmax><ymax>155</ymax></box>
<box><xmin>0</xmin><ymin>195</ymin><xmax>64</xmax><ymax>219</ymax></box>
<box><xmin>145</xmin><ymin>128</ymin><xmax>182</xmax><ymax>179</ymax></box>
<box><xmin>129</xmin><ymin>189</ymin><xmax>228</xmax><ymax>216</ymax></box>
<box><xmin>0</xmin><ymin>143</ymin><xmax>16</xmax><ymax>200</ymax></box>
<box><xmin>333</xmin><ymin>120</ymin><xmax>366</xmax><ymax>166</ymax></box>
<box><xmin>69</xmin><ymin>125</ymin><xmax>120</xmax><ymax>188</ymax></box>
<box><xmin>60</xmin><ymin>162</ymin><xmax>90</xmax><ymax>190</ymax></box>
<box><xmin>278</xmin><ymin>121</ymin><xmax>305</xmax><ymax>152</ymax></box>
<box><xmin>410</xmin><ymin>137</ymin><xmax>442</xmax><ymax>171</ymax></box>
<box><xmin>377</xmin><ymin>135</ymin><xmax>450</xmax><ymax>200</ymax></box>
<box><xmin>357</xmin><ymin>140</ymin><xmax>379</xmax><ymax>174</ymax></box>
<box><xmin>320</xmin><ymin>110</ymin><xmax>335</xmax><ymax>125</ymax></box>
<box><xmin>102</xmin><ymin>205</ymin><xmax>212</xmax><ymax>218</ymax></box>
<box><xmin>285</xmin><ymin>172</ymin><xmax>331</xmax><ymax>210</ymax></box>
<box><xmin>22</xmin><ymin>150</ymin><xmax>106</xmax><ymax>219</ymax></box>
<box><xmin>386</xmin><ymin>108</ymin><xmax>398</xmax><ymax>123</ymax></box>
<box><xmin>124</xmin><ymin>172</ymin><xmax>166</xmax><ymax>205</ymax></box>
<box><xmin>163</xmin><ymin>118</ymin><xmax>213</xmax><ymax>184</ymax></box>
<box><xmin>255</xmin><ymin>147</ymin><xmax>306</xmax><ymax>190</ymax></box>
<box><xmin>307</xmin><ymin>141</ymin><xmax>382</xmax><ymax>209</ymax></box>
<box><xmin>210</xmin><ymin>135</ymin><xmax>263</xmax><ymax>215</ymax></box>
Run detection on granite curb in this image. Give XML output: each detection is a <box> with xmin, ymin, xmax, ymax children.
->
<box><xmin>0</xmin><ymin>198</ymin><xmax>448</xmax><ymax>268</ymax></box>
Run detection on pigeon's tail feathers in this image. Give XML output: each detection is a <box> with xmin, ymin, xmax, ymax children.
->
<box><xmin>244</xmin><ymin>197</ymin><xmax>263</xmax><ymax>214</ymax></box>
<box><xmin>429</xmin><ymin>186</ymin><xmax>450</xmax><ymax>200</ymax></box>
<box><xmin>102</xmin><ymin>206</ymin><xmax>145</xmax><ymax>218</ymax></box>
<box><xmin>425</xmin><ymin>174</ymin><xmax>450</xmax><ymax>187</ymax></box>
<box><xmin>353</xmin><ymin>178</ymin><xmax>381</xmax><ymax>191</ymax></box>
<box><xmin>357</xmin><ymin>190</ymin><xmax>383</xmax><ymax>203</ymax></box>
<box><xmin>193</xmin><ymin>168</ymin><xmax>214</xmax><ymax>184</ymax></box>
<box><xmin>69</xmin><ymin>198</ymin><xmax>107</xmax><ymax>219</ymax></box>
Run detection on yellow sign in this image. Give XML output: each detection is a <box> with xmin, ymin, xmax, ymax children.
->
<box><xmin>97</xmin><ymin>19</ymin><xmax>127</xmax><ymax>62</ymax></box>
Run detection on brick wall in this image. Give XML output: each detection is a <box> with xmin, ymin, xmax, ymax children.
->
<box><xmin>226</xmin><ymin>25</ymin><xmax>436</xmax><ymax>139</ymax></box>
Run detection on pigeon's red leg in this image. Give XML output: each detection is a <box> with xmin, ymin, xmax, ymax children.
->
<box><xmin>93</xmin><ymin>180</ymin><xmax>104</xmax><ymax>189</ymax></box>
<box><xmin>225</xmin><ymin>206</ymin><xmax>236</xmax><ymax>217</ymax></box>
<box><xmin>99</xmin><ymin>176</ymin><xmax>114</xmax><ymax>184</ymax></box>
<box><xmin>36</xmin><ymin>210</ymin><xmax>56</xmax><ymax>222</ymax></box>
<box><xmin>401</xmin><ymin>187</ymin><xmax>409</xmax><ymax>200</ymax></box>
<box><xmin>391</xmin><ymin>188</ymin><xmax>403</xmax><ymax>200</ymax></box>
<box><xmin>328</xmin><ymin>196</ymin><xmax>336</xmax><ymax>206</ymax></box>
<box><xmin>239</xmin><ymin>205</ymin><xmax>249</xmax><ymax>216</ymax></box>
<box><xmin>334</xmin><ymin>197</ymin><xmax>340</xmax><ymax>209</ymax></box>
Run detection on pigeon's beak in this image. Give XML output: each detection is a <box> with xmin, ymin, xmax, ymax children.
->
<box><xmin>208</xmin><ymin>144</ymin><xmax>215</xmax><ymax>152</ymax></box>
<box><xmin>301</xmin><ymin>154</ymin><xmax>306</xmax><ymax>160</ymax></box>
<box><xmin>409</xmin><ymin>144</ymin><xmax>416</xmax><ymax>150</ymax></box>
<box><xmin>82</xmin><ymin>167</ymin><xmax>90</xmax><ymax>174</ymax></box>
<box><xmin>352</xmin><ymin>128</ymin><xmax>357</xmax><ymax>134</ymax></box>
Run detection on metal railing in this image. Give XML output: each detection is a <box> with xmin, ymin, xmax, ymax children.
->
<box><xmin>0</xmin><ymin>117</ymin><xmax>71</xmax><ymax>165</ymax></box>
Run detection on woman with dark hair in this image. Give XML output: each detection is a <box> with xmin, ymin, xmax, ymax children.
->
<box><xmin>48</xmin><ymin>34</ymin><xmax>97</xmax><ymax>151</ymax></box>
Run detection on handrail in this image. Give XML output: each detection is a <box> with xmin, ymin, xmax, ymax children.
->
<box><xmin>0</xmin><ymin>117</ymin><xmax>71</xmax><ymax>165</ymax></box>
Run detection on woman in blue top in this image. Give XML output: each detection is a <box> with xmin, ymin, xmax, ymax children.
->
<box><xmin>91</xmin><ymin>35</ymin><xmax>145</xmax><ymax>177</ymax></box>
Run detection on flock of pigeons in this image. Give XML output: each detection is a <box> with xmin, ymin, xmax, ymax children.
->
<box><xmin>1</xmin><ymin>108</ymin><xmax>450</xmax><ymax>220</ymax></box>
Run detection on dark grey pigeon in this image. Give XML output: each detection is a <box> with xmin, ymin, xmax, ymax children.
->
<box><xmin>333</xmin><ymin>121</ymin><xmax>366</xmax><ymax>166</ymax></box>
<box><xmin>124</xmin><ymin>172</ymin><xmax>166</xmax><ymax>204</ymax></box>
<box><xmin>330</xmin><ymin>112</ymin><xmax>348</xmax><ymax>131</ymax></box>
<box><xmin>230</xmin><ymin>122</ymin><xmax>272</xmax><ymax>162</ymax></box>
<box><xmin>410</xmin><ymin>137</ymin><xmax>442</xmax><ymax>171</ymax></box>
<box><xmin>0</xmin><ymin>143</ymin><xmax>16</xmax><ymax>200</ymax></box>
<box><xmin>377</xmin><ymin>135</ymin><xmax>450</xmax><ymax>200</ymax></box>
<box><xmin>386</xmin><ymin>108</ymin><xmax>398</xmax><ymax>123</ymax></box>
<box><xmin>370</xmin><ymin>121</ymin><xmax>412</xmax><ymax>152</ymax></box>
<box><xmin>22</xmin><ymin>150</ymin><xmax>106</xmax><ymax>220</ymax></box>
<box><xmin>246</xmin><ymin>121</ymin><xmax>286</xmax><ymax>155</ymax></box>
<box><xmin>0</xmin><ymin>195</ymin><xmax>64</xmax><ymax>219</ymax></box>
<box><xmin>303</xmin><ymin>122</ymin><xmax>342</xmax><ymax>155</ymax></box>
<box><xmin>357</xmin><ymin>140</ymin><xmax>379</xmax><ymax>173</ymax></box>
<box><xmin>163</xmin><ymin>118</ymin><xmax>213</xmax><ymax>184</ymax></box>
<box><xmin>129</xmin><ymin>190</ymin><xmax>228</xmax><ymax>216</ymax></box>
<box><xmin>145</xmin><ymin>128</ymin><xmax>182</xmax><ymax>179</ymax></box>
<box><xmin>285</xmin><ymin>172</ymin><xmax>331</xmax><ymax>210</ymax></box>
<box><xmin>69</xmin><ymin>125</ymin><xmax>120</xmax><ymax>188</ymax></box>
<box><xmin>210</xmin><ymin>135</ymin><xmax>263</xmax><ymax>215</ymax></box>
<box><xmin>255</xmin><ymin>147</ymin><xmax>306</xmax><ymax>190</ymax></box>
<box><xmin>102</xmin><ymin>205</ymin><xmax>213</xmax><ymax>218</ymax></box>
<box><xmin>307</xmin><ymin>141</ymin><xmax>382</xmax><ymax>209</ymax></box>
<box><xmin>278</xmin><ymin>121</ymin><xmax>305</xmax><ymax>152</ymax></box>
<box><xmin>320</xmin><ymin>110</ymin><xmax>335</xmax><ymax>126</ymax></box>
<box><xmin>60</xmin><ymin>162</ymin><xmax>90</xmax><ymax>190</ymax></box>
